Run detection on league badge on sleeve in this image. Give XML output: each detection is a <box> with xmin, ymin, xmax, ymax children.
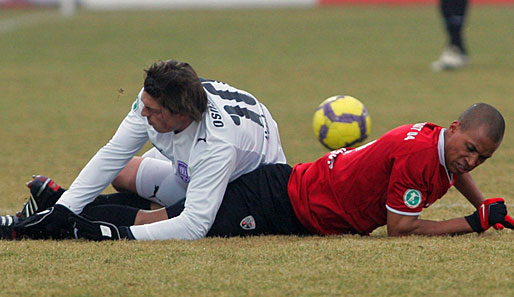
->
<box><xmin>403</xmin><ymin>189</ymin><xmax>422</xmax><ymax>208</ymax></box>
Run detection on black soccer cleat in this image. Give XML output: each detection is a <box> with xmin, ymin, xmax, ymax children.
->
<box><xmin>0</xmin><ymin>215</ymin><xmax>18</xmax><ymax>240</ymax></box>
<box><xmin>17</xmin><ymin>175</ymin><xmax>64</xmax><ymax>218</ymax></box>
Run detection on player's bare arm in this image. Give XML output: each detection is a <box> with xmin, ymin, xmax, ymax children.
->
<box><xmin>453</xmin><ymin>172</ymin><xmax>485</xmax><ymax>208</ymax></box>
<box><xmin>386</xmin><ymin>211</ymin><xmax>472</xmax><ymax>236</ymax></box>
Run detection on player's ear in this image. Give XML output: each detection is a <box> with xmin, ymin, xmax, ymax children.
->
<box><xmin>447</xmin><ymin>121</ymin><xmax>461</xmax><ymax>135</ymax></box>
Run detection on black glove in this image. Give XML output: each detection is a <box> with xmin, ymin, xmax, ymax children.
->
<box><xmin>465</xmin><ymin>198</ymin><xmax>514</xmax><ymax>233</ymax></box>
<box><xmin>13</xmin><ymin>204</ymin><xmax>75</xmax><ymax>239</ymax></box>
<box><xmin>69</xmin><ymin>214</ymin><xmax>134</xmax><ymax>241</ymax></box>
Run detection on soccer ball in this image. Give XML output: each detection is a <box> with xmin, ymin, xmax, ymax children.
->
<box><xmin>312</xmin><ymin>95</ymin><xmax>371</xmax><ymax>150</ymax></box>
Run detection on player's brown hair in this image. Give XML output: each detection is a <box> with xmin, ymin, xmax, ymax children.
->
<box><xmin>458</xmin><ymin>103</ymin><xmax>505</xmax><ymax>144</ymax></box>
<box><xmin>144</xmin><ymin>60</ymin><xmax>207</xmax><ymax>122</ymax></box>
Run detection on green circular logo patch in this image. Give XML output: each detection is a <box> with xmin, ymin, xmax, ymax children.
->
<box><xmin>132</xmin><ymin>100</ymin><xmax>138</xmax><ymax>111</ymax></box>
<box><xmin>403</xmin><ymin>189</ymin><xmax>422</xmax><ymax>208</ymax></box>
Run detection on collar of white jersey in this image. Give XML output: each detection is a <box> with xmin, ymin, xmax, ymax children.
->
<box><xmin>174</xmin><ymin>119</ymin><xmax>199</xmax><ymax>136</ymax></box>
<box><xmin>437</xmin><ymin>128</ymin><xmax>453</xmax><ymax>183</ymax></box>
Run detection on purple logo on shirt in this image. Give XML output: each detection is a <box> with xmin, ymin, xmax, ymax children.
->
<box><xmin>177</xmin><ymin>161</ymin><xmax>190</xmax><ymax>183</ymax></box>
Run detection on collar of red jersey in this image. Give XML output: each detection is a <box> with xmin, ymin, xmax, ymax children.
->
<box><xmin>438</xmin><ymin>128</ymin><xmax>453</xmax><ymax>183</ymax></box>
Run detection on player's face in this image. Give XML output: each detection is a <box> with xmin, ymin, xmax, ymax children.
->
<box><xmin>141</xmin><ymin>91</ymin><xmax>192</xmax><ymax>133</ymax></box>
<box><xmin>444</xmin><ymin>121</ymin><xmax>499</xmax><ymax>175</ymax></box>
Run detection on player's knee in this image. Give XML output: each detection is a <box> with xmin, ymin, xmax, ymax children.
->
<box><xmin>112</xmin><ymin>157</ymin><xmax>143</xmax><ymax>193</ymax></box>
<box><xmin>112</xmin><ymin>173</ymin><xmax>132</xmax><ymax>192</ymax></box>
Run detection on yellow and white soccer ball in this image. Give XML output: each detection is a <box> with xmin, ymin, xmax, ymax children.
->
<box><xmin>312</xmin><ymin>95</ymin><xmax>372</xmax><ymax>150</ymax></box>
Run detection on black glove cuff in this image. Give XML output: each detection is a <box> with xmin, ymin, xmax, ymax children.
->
<box><xmin>118</xmin><ymin>226</ymin><xmax>135</xmax><ymax>240</ymax></box>
<box><xmin>465</xmin><ymin>211</ymin><xmax>483</xmax><ymax>233</ymax></box>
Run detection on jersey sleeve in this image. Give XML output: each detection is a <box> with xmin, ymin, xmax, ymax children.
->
<box><xmin>129</xmin><ymin>141</ymin><xmax>237</xmax><ymax>240</ymax></box>
<box><xmin>56</xmin><ymin>92</ymin><xmax>149</xmax><ymax>213</ymax></box>
<box><xmin>385</xmin><ymin>152</ymin><xmax>431</xmax><ymax>216</ymax></box>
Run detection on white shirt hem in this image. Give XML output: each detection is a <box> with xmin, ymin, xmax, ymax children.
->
<box><xmin>386</xmin><ymin>204</ymin><xmax>421</xmax><ymax>216</ymax></box>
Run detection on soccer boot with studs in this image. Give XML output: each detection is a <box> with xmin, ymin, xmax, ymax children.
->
<box><xmin>17</xmin><ymin>175</ymin><xmax>65</xmax><ymax>218</ymax></box>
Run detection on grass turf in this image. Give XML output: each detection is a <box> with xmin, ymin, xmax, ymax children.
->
<box><xmin>0</xmin><ymin>6</ymin><xmax>513</xmax><ymax>296</ymax></box>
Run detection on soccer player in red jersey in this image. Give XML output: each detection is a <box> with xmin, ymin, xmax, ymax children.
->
<box><xmin>288</xmin><ymin>103</ymin><xmax>511</xmax><ymax>236</ymax></box>
<box><xmin>4</xmin><ymin>103</ymin><xmax>512</xmax><ymax>240</ymax></box>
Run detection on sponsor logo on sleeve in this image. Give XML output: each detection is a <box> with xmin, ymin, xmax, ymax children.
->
<box><xmin>132</xmin><ymin>100</ymin><xmax>138</xmax><ymax>112</ymax></box>
<box><xmin>403</xmin><ymin>189</ymin><xmax>422</xmax><ymax>208</ymax></box>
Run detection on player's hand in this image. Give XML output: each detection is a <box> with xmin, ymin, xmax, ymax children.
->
<box><xmin>69</xmin><ymin>214</ymin><xmax>134</xmax><ymax>241</ymax></box>
<box><xmin>13</xmin><ymin>204</ymin><xmax>75</xmax><ymax>239</ymax></box>
<box><xmin>465</xmin><ymin>198</ymin><xmax>514</xmax><ymax>233</ymax></box>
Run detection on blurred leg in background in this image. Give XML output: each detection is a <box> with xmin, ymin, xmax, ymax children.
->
<box><xmin>432</xmin><ymin>0</ymin><xmax>469</xmax><ymax>71</ymax></box>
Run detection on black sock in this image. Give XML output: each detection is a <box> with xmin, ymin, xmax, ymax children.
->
<box><xmin>80</xmin><ymin>204</ymin><xmax>140</xmax><ymax>226</ymax></box>
<box><xmin>79</xmin><ymin>192</ymin><xmax>152</xmax><ymax>226</ymax></box>
<box><xmin>441</xmin><ymin>0</ymin><xmax>468</xmax><ymax>54</ymax></box>
<box><xmin>165</xmin><ymin>198</ymin><xmax>186</xmax><ymax>219</ymax></box>
<box><xmin>56</xmin><ymin>188</ymin><xmax>66</xmax><ymax>198</ymax></box>
<box><xmin>88</xmin><ymin>192</ymin><xmax>152</xmax><ymax>210</ymax></box>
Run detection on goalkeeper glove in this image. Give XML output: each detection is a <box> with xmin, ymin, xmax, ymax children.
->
<box><xmin>465</xmin><ymin>198</ymin><xmax>514</xmax><ymax>233</ymax></box>
<box><xmin>13</xmin><ymin>204</ymin><xmax>75</xmax><ymax>239</ymax></box>
<box><xmin>69</xmin><ymin>214</ymin><xmax>135</xmax><ymax>241</ymax></box>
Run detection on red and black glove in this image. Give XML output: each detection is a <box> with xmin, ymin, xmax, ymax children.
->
<box><xmin>465</xmin><ymin>198</ymin><xmax>514</xmax><ymax>233</ymax></box>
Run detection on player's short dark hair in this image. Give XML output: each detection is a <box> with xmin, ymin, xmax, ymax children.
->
<box><xmin>458</xmin><ymin>103</ymin><xmax>505</xmax><ymax>144</ymax></box>
<box><xmin>144</xmin><ymin>60</ymin><xmax>207</xmax><ymax>122</ymax></box>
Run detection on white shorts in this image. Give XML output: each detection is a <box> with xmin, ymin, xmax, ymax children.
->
<box><xmin>135</xmin><ymin>147</ymin><xmax>187</xmax><ymax>207</ymax></box>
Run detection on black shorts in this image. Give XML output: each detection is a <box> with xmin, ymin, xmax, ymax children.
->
<box><xmin>206</xmin><ymin>163</ymin><xmax>311</xmax><ymax>237</ymax></box>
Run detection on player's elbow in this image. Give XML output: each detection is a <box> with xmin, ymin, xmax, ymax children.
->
<box><xmin>186</xmin><ymin>225</ymin><xmax>208</xmax><ymax>240</ymax></box>
<box><xmin>386</xmin><ymin>211</ymin><xmax>420</xmax><ymax>237</ymax></box>
<box><xmin>131</xmin><ymin>213</ymin><xmax>211</xmax><ymax>241</ymax></box>
<box><xmin>180</xmin><ymin>215</ymin><xmax>211</xmax><ymax>240</ymax></box>
<box><xmin>387</xmin><ymin>228</ymin><xmax>409</xmax><ymax>237</ymax></box>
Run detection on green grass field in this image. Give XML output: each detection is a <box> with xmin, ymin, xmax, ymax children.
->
<box><xmin>1</xmin><ymin>5</ymin><xmax>513</xmax><ymax>296</ymax></box>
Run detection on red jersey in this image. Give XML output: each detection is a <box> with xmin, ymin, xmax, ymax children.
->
<box><xmin>288</xmin><ymin>123</ymin><xmax>456</xmax><ymax>235</ymax></box>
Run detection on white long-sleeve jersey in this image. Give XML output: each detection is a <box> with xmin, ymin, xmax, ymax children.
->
<box><xmin>57</xmin><ymin>79</ymin><xmax>286</xmax><ymax>240</ymax></box>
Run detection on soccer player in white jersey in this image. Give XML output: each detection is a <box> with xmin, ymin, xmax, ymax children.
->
<box><xmin>1</xmin><ymin>60</ymin><xmax>286</xmax><ymax>240</ymax></box>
